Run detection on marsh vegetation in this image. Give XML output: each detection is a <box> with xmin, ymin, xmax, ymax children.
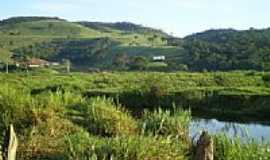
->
<box><xmin>0</xmin><ymin>71</ymin><xmax>270</xmax><ymax>159</ymax></box>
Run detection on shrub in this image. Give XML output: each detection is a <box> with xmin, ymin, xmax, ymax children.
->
<box><xmin>82</xmin><ymin>97</ymin><xmax>138</xmax><ymax>136</ymax></box>
<box><xmin>262</xmin><ymin>73</ymin><xmax>270</xmax><ymax>82</ymax></box>
<box><xmin>149</xmin><ymin>84</ymin><xmax>167</xmax><ymax>97</ymax></box>
<box><xmin>143</xmin><ymin>78</ymin><xmax>169</xmax><ymax>97</ymax></box>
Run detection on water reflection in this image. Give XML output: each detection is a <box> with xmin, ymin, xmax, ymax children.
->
<box><xmin>190</xmin><ymin>117</ymin><xmax>270</xmax><ymax>142</ymax></box>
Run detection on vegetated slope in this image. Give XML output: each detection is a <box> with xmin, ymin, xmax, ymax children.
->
<box><xmin>182</xmin><ymin>28</ymin><xmax>270</xmax><ymax>71</ymax></box>
<box><xmin>0</xmin><ymin>16</ymin><xmax>183</xmax><ymax>70</ymax></box>
<box><xmin>2</xmin><ymin>16</ymin><xmax>270</xmax><ymax>72</ymax></box>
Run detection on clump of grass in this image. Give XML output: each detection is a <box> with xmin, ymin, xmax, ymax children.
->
<box><xmin>214</xmin><ymin>134</ymin><xmax>270</xmax><ymax>160</ymax></box>
<box><xmin>0</xmin><ymin>84</ymin><xmax>35</xmax><ymax>133</ymax></box>
<box><xmin>82</xmin><ymin>97</ymin><xmax>138</xmax><ymax>137</ymax></box>
<box><xmin>64</xmin><ymin>130</ymin><xmax>188</xmax><ymax>160</ymax></box>
<box><xmin>139</xmin><ymin>106</ymin><xmax>191</xmax><ymax>142</ymax></box>
<box><xmin>18</xmin><ymin>116</ymin><xmax>82</xmax><ymax>160</ymax></box>
<box><xmin>34</xmin><ymin>91</ymin><xmax>85</xmax><ymax>113</ymax></box>
<box><xmin>0</xmin><ymin>87</ymin><xmax>86</xmax><ymax>159</ymax></box>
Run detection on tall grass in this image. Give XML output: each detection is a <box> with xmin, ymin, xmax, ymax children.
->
<box><xmin>214</xmin><ymin>134</ymin><xmax>270</xmax><ymax>160</ymax></box>
<box><xmin>80</xmin><ymin>97</ymin><xmax>138</xmax><ymax>137</ymax></box>
<box><xmin>1</xmin><ymin>72</ymin><xmax>270</xmax><ymax>159</ymax></box>
<box><xmin>0</xmin><ymin>84</ymin><xmax>35</xmax><ymax>132</ymax></box>
<box><xmin>139</xmin><ymin>107</ymin><xmax>190</xmax><ymax>139</ymax></box>
<box><xmin>64</xmin><ymin>130</ymin><xmax>188</xmax><ymax>160</ymax></box>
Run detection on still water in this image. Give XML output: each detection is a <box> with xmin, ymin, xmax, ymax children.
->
<box><xmin>190</xmin><ymin>117</ymin><xmax>270</xmax><ymax>142</ymax></box>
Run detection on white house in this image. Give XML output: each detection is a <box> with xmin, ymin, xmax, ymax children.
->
<box><xmin>153</xmin><ymin>56</ymin><xmax>166</xmax><ymax>61</ymax></box>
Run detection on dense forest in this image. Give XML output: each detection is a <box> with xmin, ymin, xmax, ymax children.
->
<box><xmin>1</xmin><ymin>17</ymin><xmax>270</xmax><ymax>71</ymax></box>
<box><xmin>182</xmin><ymin>28</ymin><xmax>270</xmax><ymax>71</ymax></box>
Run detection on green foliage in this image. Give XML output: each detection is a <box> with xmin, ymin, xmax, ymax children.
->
<box><xmin>262</xmin><ymin>73</ymin><xmax>270</xmax><ymax>82</ymax></box>
<box><xmin>2</xmin><ymin>17</ymin><xmax>270</xmax><ymax>71</ymax></box>
<box><xmin>0</xmin><ymin>17</ymin><xmax>178</xmax><ymax>71</ymax></box>
<box><xmin>140</xmin><ymin>108</ymin><xmax>190</xmax><ymax>139</ymax></box>
<box><xmin>214</xmin><ymin>134</ymin><xmax>270</xmax><ymax>160</ymax></box>
<box><xmin>183</xmin><ymin>29</ymin><xmax>270</xmax><ymax>71</ymax></box>
<box><xmin>82</xmin><ymin>97</ymin><xmax>138</xmax><ymax>136</ymax></box>
<box><xmin>130</xmin><ymin>56</ymin><xmax>149</xmax><ymax>70</ymax></box>
<box><xmin>113</xmin><ymin>53</ymin><xmax>130</xmax><ymax>70</ymax></box>
<box><xmin>140</xmin><ymin>77</ymin><xmax>170</xmax><ymax>97</ymax></box>
<box><xmin>0</xmin><ymin>72</ymin><xmax>270</xmax><ymax>159</ymax></box>
<box><xmin>65</xmin><ymin>131</ymin><xmax>188</xmax><ymax>160</ymax></box>
<box><xmin>18</xmin><ymin>117</ymin><xmax>81</xmax><ymax>160</ymax></box>
<box><xmin>0</xmin><ymin>84</ymin><xmax>33</xmax><ymax>132</ymax></box>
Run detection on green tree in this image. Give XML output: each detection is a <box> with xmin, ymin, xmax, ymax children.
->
<box><xmin>113</xmin><ymin>53</ymin><xmax>129</xmax><ymax>70</ymax></box>
<box><xmin>0</xmin><ymin>50</ymin><xmax>12</xmax><ymax>73</ymax></box>
<box><xmin>147</xmin><ymin>37</ymin><xmax>154</xmax><ymax>46</ymax></box>
<box><xmin>130</xmin><ymin>56</ymin><xmax>149</xmax><ymax>70</ymax></box>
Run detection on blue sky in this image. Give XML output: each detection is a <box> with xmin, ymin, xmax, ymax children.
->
<box><xmin>0</xmin><ymin>0</ymin><xmax>269</xmax><ymax>37</ymax></box>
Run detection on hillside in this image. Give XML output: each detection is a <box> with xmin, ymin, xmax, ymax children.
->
<box><xmin>0</xmin><ymin>16</ymin><xmax>183</xmax><ymax>71</ymax></box>
<box><xmin>182</xmin><ymin>28</ymin><xmax>270</xmax><ymax>71</ymax></box>
<box><xmin>1</xmin><ymin>16</ymin><xmax>270</xmax><ymax>72</ymax></box>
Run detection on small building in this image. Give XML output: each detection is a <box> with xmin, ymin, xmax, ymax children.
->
<box><xmin>21</xmin><ymin>58</ymin><xmax>51</xmax><ymax>68</ymax></box>
<box><xmin>153</xmin><ymin>56</ymin><xmax>166</xmax><ymax>62</ymax></box>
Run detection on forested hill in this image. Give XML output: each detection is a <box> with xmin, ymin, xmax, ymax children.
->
<box><xmin>0</xmin><ymin>16</ymin><xmax>270</xmax><ymax>72</ymax></box>
<box><xmin>182</xmin><ymin>28</ymin><xmax>270</xmax><ymax>71</ymax></box>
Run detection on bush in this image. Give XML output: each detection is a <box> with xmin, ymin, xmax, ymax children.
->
<box><xmin>143</xmin><ymin>78</ymin><xmax>169</xmax><ymax>97</ymax></box>
<box><xmin>82</xmin><ymin>97</ymin><xmax>138</xmax><ymax>136</ymax></box>
<box><xmin>262</xmin><ymin>73</ymin><xmax>270</xmax><ymax>82</ymax></box>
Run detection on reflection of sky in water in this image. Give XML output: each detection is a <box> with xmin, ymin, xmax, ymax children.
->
<box><xmin>190</xmin><ymin>118</ymin><xmax>270</xmax><ymax>142</ymax></box>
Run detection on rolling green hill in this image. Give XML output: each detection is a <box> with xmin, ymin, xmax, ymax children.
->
<box><xmin>1</xmin><ymin>16</ymin><xmax>270</xmax><ymax>72</ymax></box>
<box><xmin>0</xmin><ymin>16</ymin><xmax>183</xmax><ymax>71</ymax></box>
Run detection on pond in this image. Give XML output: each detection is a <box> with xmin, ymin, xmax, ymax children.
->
<box><xmin>190</xmin><ymin>117</ymin><xmax>270</xmax><ymax>142</ymax></box>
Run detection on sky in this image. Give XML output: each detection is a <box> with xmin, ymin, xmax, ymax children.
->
<box><xmin>0</xmin><ymin>0</ymin><xmax>270</xmax><ymax>37</ymax></box>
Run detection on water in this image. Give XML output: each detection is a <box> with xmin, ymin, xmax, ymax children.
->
<box><xmin>190</xmin><ymin>117</ymin><xmax>270</xmax><ymax>142</ymax></box>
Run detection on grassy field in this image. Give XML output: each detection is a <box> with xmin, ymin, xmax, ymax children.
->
<box><xmin>0</xmin><ymin>71</ymin><xmax>270</xmax><ymax>159</ymax></box>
